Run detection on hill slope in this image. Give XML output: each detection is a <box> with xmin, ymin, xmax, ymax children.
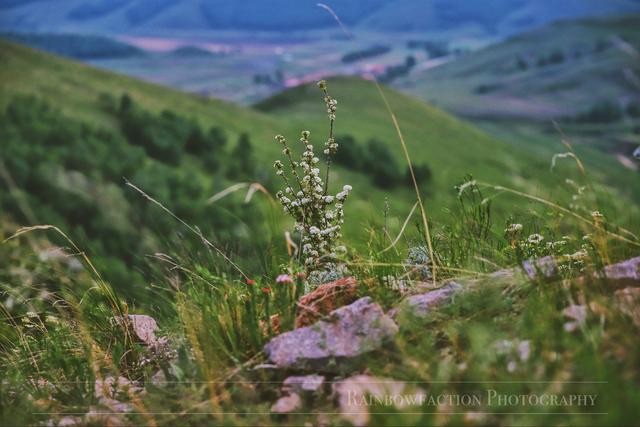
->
<box><xmin>0</xmin><ymin>0</ymin><xmax>638</xmax><ymax>36</ymax></box>
<box><xmin>1</xmin><ymin>40</ymin><xmax>639</xmax><ymax>301</ymax></box>
<box><xmin>1</xmin><ymin>38</ymin><xmax>573</xmax><ymax>223</ymax></box>
<box><xmin>394</xmin><ymin>14</ymin><xmax>640</xmax><ymax>171</ymax></box>
<box><xmin>397</xmin><ymin>14</ymin><xmax>640</xmax><ymax>120</ymax></box>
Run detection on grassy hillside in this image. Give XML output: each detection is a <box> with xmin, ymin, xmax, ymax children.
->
<box><xmin>0</xmin><ymin>39</ymin><xmax>279</xmax><ymax>138</ymax></box>
<box><xmin>0</xmin><ymin>32</ymin><xmax>145</xmax><ymax>60</ymax></box>
<box><xmin>398</xmin><ymin>14</ymin><xmax>640</xmax><ymax>120</ymax></box>
<box><xmin>256</xmin><ymin>77</ymin><xmax>640</xmax><ymax>209</ymax></box>
<box><xmin>395</xmin><ymin>14</ymin><xmax>640</xmax><ymax>188</ymax></box>
<box><xmin>1</xmin><ymin>38</ymin><xmax>572</xmax><ymax>222</ymax></box>
<box><xmin>1</xmin><ymin>40</ymin><xmax>639</xmax><ymax>303</ymax></box>
<box><xmin>0</xmin><ymin>39</ymin><xmax>291</xmax><ymax>301</ymax></box>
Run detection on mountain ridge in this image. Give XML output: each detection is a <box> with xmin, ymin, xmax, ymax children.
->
<box><xmin>1</xmin><ymin>0</ymin><xmax>638</xmax><ymax>36</ymax></box>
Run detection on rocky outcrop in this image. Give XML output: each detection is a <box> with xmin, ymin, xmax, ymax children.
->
<box><xmin>113</xmin><ymin>314</ymin><xmax>158</xmax><ymax>345</ymax></box>
<box><xmin>488</xmin><ymin>256</ymin><xmax>640</xmax><ymax>288</ymax></box>
<box><xmin>263</xmin><ymin>297</ymin><xmax>398</xmax><ymax>371</ymax></box>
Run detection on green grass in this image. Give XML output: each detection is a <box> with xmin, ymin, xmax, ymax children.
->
<box><xmin>2</xmin><ymin>174</ymin><xmax>639</xmax><ymax>426</ymax></box>
<box><xmin>1</xmin><ymin>39</ymin><xmax>640</xmax><ymax>426</ymax></box>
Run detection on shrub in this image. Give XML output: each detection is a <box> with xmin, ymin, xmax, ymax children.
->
<box><xmin>408</xmin><ymin>163</ymin><xmax>432</xmax><ymax>187</ymax></box>
<box><xmin>341</xmin><ymin>45</ymin><xmax>391</xmax><ymax>63</ymax></box>
<box><xmin>226</xmin><ymin>133</ymin><xmax>256</xmax><ymax>180</ymax></box>
<box><xmin>575</xmin><ymin>101</ymin><xmax>623</xmax><ymax>124</ymax></box>
<box><xmin>332</xmin><ymin>134</ymin><xmax>365</xmax><ymax>169</ymax></box>
<box><xmin>363</xmin><ymin>139</ymin><xmax>402</xmax><ymax>188</ymax></box>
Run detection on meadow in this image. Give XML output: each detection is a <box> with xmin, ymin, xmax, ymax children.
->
<box><xmin>1</xmin><ymin>37</ymin><xmax>639</xmax><ymax>426</ymax></box>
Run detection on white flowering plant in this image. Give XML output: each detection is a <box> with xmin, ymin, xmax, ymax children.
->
<box><xmin>273</xmin><ymin>80</ymin><xmax>351</xmax><ymax>272</ymax></box>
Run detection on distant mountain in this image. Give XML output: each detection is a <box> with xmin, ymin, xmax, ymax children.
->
<box><xmin>0</xmin><ymin>32</ymin><xmax>143</xmax><ymax>59</ymax></box>
<box><xmin>394</xmin><ymin>14</ymin><xmax>640</xmax><ymax>170</ymax></box>
<box><xmin>0</xmin><ymin>0</ymin><xmax>638</xmax><ymax>35</ymax></box>
<box><xmin>397</xmin><ymin>14</ymin><xmax>640</xmax><ymax>119</ymax></box>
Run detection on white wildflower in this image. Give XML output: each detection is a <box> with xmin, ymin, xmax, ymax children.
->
<box><xmin>505</xmin><ymin>223</ymin><xmax>522</xmax><ymax>233</ymax></box>
<box><xmin>527</xmin><ymin>234</ymin><xmax>544</xmax><ymax>244</ymax></box>
<box><xmin>456</xmin><ymin>179</ymin><xmax>476</xmax><ymax>196</ymax></box>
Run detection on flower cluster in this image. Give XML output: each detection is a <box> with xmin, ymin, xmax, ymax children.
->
<box><xmin>276</xmin><ymin>274</ymin><xmax>293</xmax><ymax>284</ymax></box>
<box><xmin>404</xmin><ymin>245</ymin><xmax>432</xmax><ymax>280</ymax></box>
<box><xmin>504</xmin><ymin>223</ymin><xmax>523</xmax><ymax>235</ymax></box>
<box><xmin>318</xmin><ymin>80</ymin><xmax>338</xmax><ymax>156</ymax></box>
<box><xmin>527</xmin><ymin>233</ymin><xmax>544</xmax><ymax>245</ymax></box>
<box><xmin>272</xmin><ymin>81</ymin><xmax>351</xmax><ymax>271</ymax></box>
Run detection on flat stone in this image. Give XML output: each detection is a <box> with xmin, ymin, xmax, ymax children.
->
<box><xmin>127</xmin><ymin>314</ymin><xmax>158</xmax><ymax>345</ymax></box>
<box><xmin>563</xmin><ymin>304</ymin><xmax>587</xmax><ymax>332</ymax></box>
<box><xmin>270</xmin><ymin>392</ymin><xmax>302</xmax><ymax>414</ymax></box>
<box><xmin>57</xmin><ymin>417</ymin><xmax>82</xmax><ymax>427</ymax></box>
<box><xmin>263</xmin><ymin>297</ymin><xmax>398</xmax><ymax>371</ymax></box>
<box><xmin>598</xmin><ymin>257</ymin><xmax>640</xmax><ymax>288</ymax></box>
<box><xmin>522</xmin><ymin>256</ymin><xmax>558</xmax><ymax>281</ymax></box>
<box><xmin>283</xmin><ymin>375</ymin><xmax>325</xmax><ymax>394</ymax></box>
<box><xmin>614</xmin><ymin>287</ymin><xmax>640</xmax><ymax>327</ymax></box>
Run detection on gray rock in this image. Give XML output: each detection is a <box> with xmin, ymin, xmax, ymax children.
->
<box><xmin>599</xmin><ymin>256</ymin><xmax>640</xmax><ymax>288</ymax></box>
<box><xmin>57</xmin><ymin>417</ymin><xmax>82</xmax><ymax>427</ymax></box>
<box><xmin>283</xmin><ymin>375</ymin><xmax>325</xmax><ymax>394</ymax></box>
<box><xmin>263</xmin><ymin>297</ymin><xmax>398</xmax><ymax>371</ymax></box>
<box><xmin>392</xmin><ymin>281</ymin><xmax>462</xmax><ymax>318</ymax></box>
<box><xmin>127</xmin><ymin>314</ymin><xmax>158</xmax><ymax>345</ymax></box>
<box><xmin>563</xmin><ymin>304</ymin><xmax>587</xmax><ymax>332</ymax></box>
<box><xmin>270</xmin><ymin>392</ymin><xmax>302</xmax><ymax>413</ymax></box>
<box><xmin>522</xmin><ymin>256</ymin><xmax>558</xmax><ymax>281</ymax></box>
<box><xmin>614</xmin><ymin>287</ymin><xmax>640</xmax><ymax>327</ymax></box>
<box><xmin>112</xmin><ymin>314</ymin><xmax>158</xmax><ymax>345</ymax></box>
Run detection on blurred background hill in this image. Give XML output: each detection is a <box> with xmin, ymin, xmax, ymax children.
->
<box><xmin>1</xmin><ymin>0</ymin><xmax>639</xmax><ymax>35</ymax></box>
